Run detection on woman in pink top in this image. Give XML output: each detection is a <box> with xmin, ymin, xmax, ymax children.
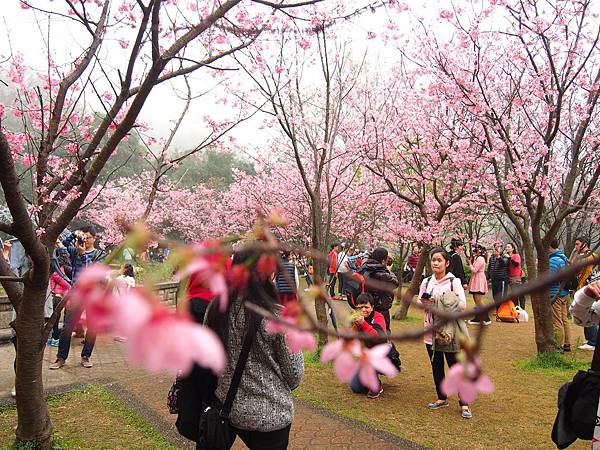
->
<box><xmin>467</xmin><ymin>245</ymin><xmax>490</xmax><ymax>325</ymax></box>
<box><xmin>417</xmin><ymin>247</ymin><xmax>472</xmax><ymax>419</ymax></box>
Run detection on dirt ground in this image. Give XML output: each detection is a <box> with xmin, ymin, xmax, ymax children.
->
<box><xmin>296</xmin><ymin>295</ymin><xmax>593</xmax><ymax>450</ymax></box>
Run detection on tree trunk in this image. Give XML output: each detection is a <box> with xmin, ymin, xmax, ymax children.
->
<box><xmin>394</xmin><ymin>244</ymin><xmax>430</xmax><ymax>320</ymax></box>
<box><xmin>530</xmin><ymin>248</ymin><xmax>558</xmax><ymax>353</ymax></box>
<box><xmin>15</xmin><ymin>285</ymin><xmax>53</xmax><ymax>449</ymax></box>
<box><xmin>310</xmin><ymin>199</ymin><xmax>328</xmax><ymax>348</ymax></box>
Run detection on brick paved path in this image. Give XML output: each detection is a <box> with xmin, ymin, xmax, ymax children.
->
<box><xmin>0</xmin><ymin>337</ymin><xmax>421</xmax><ymax>449</ymax></box>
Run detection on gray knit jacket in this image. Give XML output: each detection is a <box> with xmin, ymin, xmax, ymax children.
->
<box><xmin>215</xmin><ymin>300</ymin><xmax>304</xmax><ymax>432</ymax></box>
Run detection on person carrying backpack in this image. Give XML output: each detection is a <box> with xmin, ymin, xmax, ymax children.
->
<box><xmin>361</xmin><ymin>247</ymin><xmax>399</xmax><ymax>332</ymax></box>
<box><xmin>551</xmin><ymin>279</ymin><xmax>600</xmax><ymax>448</ymax></box>
<box><xmin>549</xmin><ymin>240</ymin><xmax>571</xmax><ymax>353</ymax></box>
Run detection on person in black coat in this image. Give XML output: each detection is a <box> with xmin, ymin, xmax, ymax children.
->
<box><xmin>448</xmin><ymin>239</ymin><xmax>468</xmax><ymax>288</ymax></box>
<box><xmin>360</xmin><ymin>247</ymin><xmax>399</xmax><ymax>332</ymax></box>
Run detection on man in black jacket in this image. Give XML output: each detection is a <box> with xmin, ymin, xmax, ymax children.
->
<box><xmin>361</xmin><ymin>247</ymin><xmax>399</xmax><ymax>332</ymax></box>
<box><xmin>448</xmin><ymin>239</ymin><xmax>468</xmax><ymax>288</ymax></box>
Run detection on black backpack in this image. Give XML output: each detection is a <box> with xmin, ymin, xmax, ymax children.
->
<box><xmin>552</xmin><ymin>343</ymin><xmax>600</xmax><ymax>448</ymax></box>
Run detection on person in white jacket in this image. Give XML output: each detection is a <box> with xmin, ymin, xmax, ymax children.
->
<box><xmin>570</xmin><ymin>280</ymin><xmax>600</xmax><ymax>328</ymax></box>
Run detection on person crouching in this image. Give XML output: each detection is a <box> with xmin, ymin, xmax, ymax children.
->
<box><xmin>350</xmin><ymin>293</ymin><xmax>387</xmax><ymax>398</ymax></box>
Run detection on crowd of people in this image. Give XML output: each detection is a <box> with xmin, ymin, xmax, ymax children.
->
<box><xmin>2</xmin><ymin>229</ymin><xmax>599</xmax><ymax>449</ymax></box>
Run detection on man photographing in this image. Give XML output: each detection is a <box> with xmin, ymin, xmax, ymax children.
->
<box><xmin>50</xmin><ymin>226</ymin><xmax>105</xmax><ymax>370</ymax></box>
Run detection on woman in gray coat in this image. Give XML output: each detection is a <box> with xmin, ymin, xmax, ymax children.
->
<box><xmin>205</xmin><ymin>250</ymin><xmax>304</xmax><ymax>450</ymax></box>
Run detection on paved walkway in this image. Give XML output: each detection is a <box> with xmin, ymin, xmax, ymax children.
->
<box><xmin>0</xmin><ymin>337</ymin><xmax>422</xmax><ymax>449</ymax></box>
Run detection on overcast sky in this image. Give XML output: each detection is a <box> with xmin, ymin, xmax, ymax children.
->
<box><xmin>0</xmin><ymin>1</ymin><xmax>437</xmax><ymax>153</ymax></box>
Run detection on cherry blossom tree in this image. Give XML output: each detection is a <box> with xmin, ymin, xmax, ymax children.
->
<box><xmin>347</xmin><ymin>68</ymin><xmax>490</xmax><ymax>319</ymax></box>
<box><xmin>409</xmin><ymin>0</ymin><xmax>600</xmax><ymax>353</ymax></box>
<box><xmin>231</xmin><ymin>30</ymin><xmax>371</xmax><ymax>345</ymax></box>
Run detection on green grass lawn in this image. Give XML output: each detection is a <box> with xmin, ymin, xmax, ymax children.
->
<box><xmin>0</xmin><ymin>386</ymin><xmax>175</xmax><ymax>450</ymax></box>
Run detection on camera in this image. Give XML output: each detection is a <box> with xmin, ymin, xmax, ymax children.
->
<box><xmin>421</xmin><ymin>292</ymin><xmax>432</xmax><ymax>300</ymax></box>
<box><xmin>76</xmin><ymin>236</ymin><xmax>85</xmax><ymax>246</ymax></box>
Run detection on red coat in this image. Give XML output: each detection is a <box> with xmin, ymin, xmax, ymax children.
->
<box><xmin>352</xmin><ymin>310</ymin><xmax>387</xmax><ymax>336</ymax></box>
<box><xmin>328</xmin><ymin>250</ymin><xmax>338</xmax><ymax>274</ymax></box>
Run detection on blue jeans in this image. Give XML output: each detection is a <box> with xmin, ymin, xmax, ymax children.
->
<box><xmin>350</xmin><ymin>372</ymin><xmax>370</xmax><ymax>394</ymax></box>
<box><xmin>57</xmin><ymin>307</ymin><xmax>96</xmax><ymax>360</ymax></box>
<box><xmin>584</xmin><ymin>325</ymin><xmax>598</xmax><ymax>347</ymax></box>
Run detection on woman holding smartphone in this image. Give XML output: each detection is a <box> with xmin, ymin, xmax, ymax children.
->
<box><xmin>417</xmin><ymin>246</ymin><xmax>472</xmax><ymax>419</ymax></box>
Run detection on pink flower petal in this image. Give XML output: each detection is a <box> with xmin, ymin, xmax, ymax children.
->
<box><xmin>457</xmin><ymin>381</ymin><xmax>478</xmax><ymax>404</ymax></box>
<box><xmin>358</xmin><ymin>365</ymin><xmax>380</xmax><ymax>392</ymax></box>
<box><xmin>333</xmin><ymin>352</ymin><xmax>358</xmax><ymax>383</ymax></box>
<box><xmin>475</xmin><ymin>374</ymin><xmax>495</xmax><ymax>394</ymax></box>
<box><xmin>286</xmin><ymin>330</ymin><xmax>316</xmax><ymax>353</ymax></box>
<box><xmin>320</xmin><ymin>339</ymin><xmax>344</xmax><ymax>363</ymax></box>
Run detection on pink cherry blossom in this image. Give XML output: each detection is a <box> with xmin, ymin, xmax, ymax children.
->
<box><xmin>320</xmin><ymin>339</ymin><xmax>361</xmax><ymax>383</ymax></box>
<box><xmin>593</xmin><ymin>216</ymin><xmax>600</xmax><ymax>225</ymax></box>
<box><xmin>298</xmin><ymin>39</ymin><xmax>311</xmax><ymax>50</ymax></box>
<box><xmin>356</xmin><ymin>343</ymin><xmax>399</xmax><ymax>392</ymax></box>
<box><xmin>226</xmin><ymin>264</ymin><xmax>250</xmax><ymax>291</ymax></box>
<box><xmin>179</xmin><ymin>242</ymin><xmax>230</xmax><ymax>311</ymax></box>
<box><xmin>125</xmin><ymin>307</ymin><xmax>226</xmax><ymax>376</ymax></box>
<box><xmin>265</xmin><ymin>302</ymin><xmax>316</xmax><ymax>353</ymax></box>
<box><xmin>67</xmin><ymin>265</ymin><xmax>114</xmax><ymax>332</ymax></box>
<box><xmin>441</xmin><ymin>359</ymin><xmax>495</xmax><ymax>404</ymax></box>
<box><xmin>256</xmin><ymin>254</ymin><xmax>277</xmax><ymax>279</ymax></box>
<box><xmin>265</xmin><ymin>319</ymin><xmax>316</xmax><ymax>353</ymax></box>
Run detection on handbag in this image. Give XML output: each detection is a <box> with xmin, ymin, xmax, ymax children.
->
<box><xmin>552</xmin><ymin>341</ymin><xmax>600</xmax><ymax>448</ymax></box>
<box><xmin>196</xmin><ymin>314</ymin><xmax>259</xmax><ymax>450</ymax></box>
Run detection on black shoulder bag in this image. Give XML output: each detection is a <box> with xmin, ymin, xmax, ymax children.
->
<box><xmin>196</xmin><ymin>314</ymin><xmax>259</xmax><ymax>450</ymax></box>
<box><xmin>552</xmin><ymin>340</ymin><xmax>600</xmax><ymax>448</ymax></box>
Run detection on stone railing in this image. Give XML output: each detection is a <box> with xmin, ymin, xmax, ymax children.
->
<box><xmin>155</xmin><ymin>280</ymin><xmax>181</xmax><ymax>308</ymax></box>
<box><xmin>0</xmin><ymin>294</ymin><xmax>12</xmax><ymax>330</ymax></box>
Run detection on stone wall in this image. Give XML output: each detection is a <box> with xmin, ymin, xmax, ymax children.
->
<box><xmin>0</xmin><ymin>295</ymin><xmax>12</xmax><ymax>330</ymax></box>
<box><xmin>155</xmin><ymin>281</ymin><xmax>181</xmax><ymax>308</ymax></box>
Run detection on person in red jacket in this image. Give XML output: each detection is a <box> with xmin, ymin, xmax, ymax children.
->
<box><xmin>328</xmin><ymin>243</ymin><xmax>339</xmax><ymax>298</ymax></box>
<box><xmin>186</xmin><ymin>257</ymin><xmax>232</xmax><ymax>322</ymax></box>
<box><xmin>350</xmin><ymin>293</ymin><xmax>387</xmax><ymax>398</ymax></box>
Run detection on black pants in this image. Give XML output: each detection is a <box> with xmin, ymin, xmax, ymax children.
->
<box><xmin>426</xmin><ymin>344</ymin><xmax>466</xmax><ymax>406</ymax></box>
<box><xmin>328</xmin><ymin>273</ymin><xmax>337</xmax><ymax>297</ymax></box>
<box><xmin>51</xmin><ymin>295</ymin><xmax>63</xmax><ymax>340</ymax></box>
<box><xmin>379</xmin><ymin>309</ymin><xmax>391</xmax><ymax>333</ymax></box>
<box><xmin>231</xmin><ymin>424</ymin><xmax>291</xmax><ymax>450</ymax></box>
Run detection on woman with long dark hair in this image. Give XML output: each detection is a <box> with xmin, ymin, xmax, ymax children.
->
<box><xmin>417</xmin><ymin>246</ymin><xmax>472</xmax><ymax>419</ymax></box>
<box><xmin>205</xmin><ymin>249</ymin><xmax>304</xmax><ymax>449</ymax></box>
<box><xmin>467</xmin><ymin>245</ymin><xmax>490</xmax><ymax>325</ymax></box>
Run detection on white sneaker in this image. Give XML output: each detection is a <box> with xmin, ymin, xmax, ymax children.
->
<box><xmin>578</xmin><ymin>343</ymin><xmax>596</xmax><ymax>351</ymax></box>
<box><xmin>11</xmin><ymin>387</ymin><xmax>16</xmax><ymax>397</ymax></box>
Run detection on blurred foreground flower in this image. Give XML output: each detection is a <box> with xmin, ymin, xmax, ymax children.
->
<box><xmin>126</xmin><ymin>307</ymin><xmax>226</xmax><ymax>376</ymax></box>
<box><xmin>265</xmin><ymin>302</ymin><xmax>316</xmax><ymax>353</ymax></box>
<box><xmin>68</xmin><ymin>265</ymin><xmax>226</xmax><ymax>376</ymax></box>
<box><xmin>321</xmin><ymin>339</ymin><xmax>398</xmax><ymax>391</ymax></box>
<box><xmin>441</xmin><ymin>358</ymin><xmax>495</xmax><ymax>403</ymax></box>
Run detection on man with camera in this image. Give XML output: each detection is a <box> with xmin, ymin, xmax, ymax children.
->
<box><xmin>50</xmin><ymin>226</ymin><xmax>106</xmax><ymax>370</ymax></box>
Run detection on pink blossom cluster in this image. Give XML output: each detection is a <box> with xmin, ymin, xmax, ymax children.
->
<box><xmin>69</xmin><ymin>265</ymin><xmax>226</xmax><ymax>376</ymax></box>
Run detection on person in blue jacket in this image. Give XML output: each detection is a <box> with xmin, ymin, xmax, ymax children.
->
<box><xmin>549</xmin><ymin>240</ymin><xmax>571</xmax><ymax>352</ymax></box>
